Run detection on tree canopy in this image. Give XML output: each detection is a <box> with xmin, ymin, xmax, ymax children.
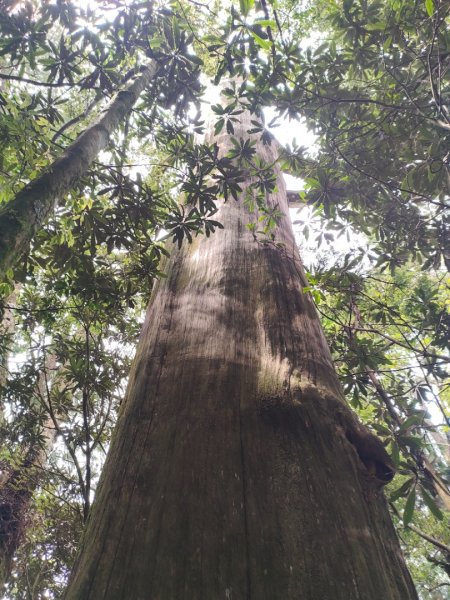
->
<box><xmin>0</xmin><ymin>0</ymin><xmax>448</xmax><ymax>597</ymax></box>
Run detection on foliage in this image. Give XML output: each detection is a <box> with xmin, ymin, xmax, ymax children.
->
<box><xmin>0</xmin><ymin>0</ymin><xmax>448</xmax><ymax>598</ymax></box>
<box><xmin>295</xmin><ymin>215</ymin><xmax>450</xmax><ymax>598</ymax></box>
<box><xmin>275</xmin><ymin>0</ymin><xmax>450</xmax><ymax>274</ymax></box>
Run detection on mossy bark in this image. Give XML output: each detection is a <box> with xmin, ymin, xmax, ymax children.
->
<box><xmin>0</xmin><ymin>62</ymin><xmax>158</xmax><ymax>282</ymax></box>
<box><xmin>64</xmin><ymin>111</ymin><xmax>417</xmax><ymax>599</ymax></box>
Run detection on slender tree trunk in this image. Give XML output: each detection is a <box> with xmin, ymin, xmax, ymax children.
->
<box><xmin>0</xmin><ymin>353</ymin><xmax>58</xmax><ymax>586</ymax></box>
<box><xmin>0</xmin><ymin>62</ymin><xmax>158</xmax><ymax>282</ymax></box>
<box><xmin>0</xmin><ymin>283</ymin><xmax>21</xmax><ymax>479</ymax></box>
<box><xmin>64</xmin><ymin>108</ymin><xmax>417</xmax><ymax>599</ymax></box>
<box><xmin>0</xmin><ymin>322</ymin><xmax>99</xmax><ymax>584</ymax></box>
<box><xmin>0</xmin><ymin>285</ymin><xmax>18</xmax><ymax>393</ymax></box>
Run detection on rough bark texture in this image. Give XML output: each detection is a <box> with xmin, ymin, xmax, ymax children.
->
<box><xmin>0</xmin><ymin>62</ymin><xmax>158</xmax><ymax>282</ymax></box>
<box><xmin>64</xmin><ymin>109</ymin><xmax>417</xmax><ymax>599</ymax></box>
<box><xmin>0</xmin><ymin>354</ymin><xmax>58</xmax><ymax>586</ymax></box>
<box><xmin>0</xmin><ymin>427</ymin><xmax>56</xmax><ymax>586</ymax></box>
<box><xmin>0</xmin><ymin>285</ymin><xmax>18</xmax><ymax>393</ymax></box>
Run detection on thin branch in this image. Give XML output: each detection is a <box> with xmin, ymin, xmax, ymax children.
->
<box><xmin>407</xmin><ymin>523</ymin><xmax>450</xmax><ymax>555</ymax></box>
<box><xmin>51</xmin><ymin>92</ymin><xmax>106</xmax><ymax>143</ymax></box>
<box><xmin>0</xmin><ymin>73</ymin><xmax>73</xmax><ymax>88</ymax></box>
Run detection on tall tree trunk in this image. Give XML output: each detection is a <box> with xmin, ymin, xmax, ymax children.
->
<box><xmin>0</xmin><ymin>62</ymin><xmax>158</xmax><ymax>282</ymax></box>
<box><xmin>64</xmin><ymin>108</ymin><xmax>417</xmax><ymax>599</ymax></box>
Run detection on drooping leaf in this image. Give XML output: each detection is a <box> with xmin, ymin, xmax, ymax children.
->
<box><xmin>403</xmin><ymin>485</ymin><xmax>416</xmax><ymax>526</ymax></box>
<box><xmin>239</xmin><ymin>0</ymin><xmax>254</xmax><ymax>17</ymax></box>
<box><xmin>420</xmin><ymin>486</ymin><xmax>444</xmax><ymax>521</ymax></box>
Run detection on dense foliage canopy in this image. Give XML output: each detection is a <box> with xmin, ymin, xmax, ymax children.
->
<box><xmin>0</xmin><ymin>0</ymin><xmax>448</xmax><ymax>597</ymax></box>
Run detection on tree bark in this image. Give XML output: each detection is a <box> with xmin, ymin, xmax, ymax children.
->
<box><xmin>0</xmin><ymin>285</ymin><xmax>19</xmax><ymax>393</ymax></box>
<box><xmin>0</xmin><ymin>62</ymin><xmax>158</xmax><ymax>282</ymax></box>
<box><xmin>0</xmin><ymin>353</ymin><xmax>58</xmax><ymax>586</ymax></box>
<box><xmin>64</xmin><ymin>108</ymin><xmax>417</xmax><ymax>599</ymax></box>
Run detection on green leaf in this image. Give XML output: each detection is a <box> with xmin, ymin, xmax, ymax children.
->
<box><xmin>425</xmin><ymin>0</ymin><xmax>434</xmax><ymax>17</ymax></box>
<box><xmin>149</xmin><ymin>35</ymin><xmax>164</xmax><ymax>50</ymax></box>
<box><xmin>398</xmin><ymin>415</ymin><xmax>423</xmax><ymax>432</ymax></box>
<box><xmin>390</xmin><ymin>442</ymin><xmax>400</xmax><ymax>468</ymax></box>
<box><xmin>0</xmin><ymin>282</ymin><xmax>13</xmax><ymax>297</ymax></box>
<box><xmin>250</xmin><ymin>31</ymin><xmax>271</xmax><ymax>50</ymax></box>
<box><xmin>365</xmin><ymin>22</ymin><xmax>387</xmax><ymax>31</ymax></box>
<box><xmin>255</xmin><ymin>19</ymin><xmax>276</xmax><ymax>28</ymax></box>
<box><xmin>398</xmin><ymin>434</ymin><xmax>424</xmax><ymax>450</ymax></box>
<box><xmin>403</xmin><ymin>486</ymin><xmax>416</xmax><ymax>526</ymax></box>
<box><xmin>239</xmin><ymin>0</ymin><xmax>254</xmax><ymax>17</ymax></box>
<box><xmin>214</xmin><ymin>118</ymin><xmax>224</xmax><ymax>135</ymax></box>
<box><xmin>382</xmin><ymin>35</ymin><xmax>393</xmax><ymax>50</ymax></box>
<box><xmin>420</xmin><ymin>487</ymin><xmax>444</xmax><ymax>521</ymax></box>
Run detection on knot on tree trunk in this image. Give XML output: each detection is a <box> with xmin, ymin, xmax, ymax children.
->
<box><xmin>334</xmin><ymin>403</ymin><xmax>395</xmax><ymax>486</ymax></box>
<box><xmin>298</xmin><ymin>386</ymin><xmax>396</xmax><ymax>487</ymax></box>
<box><xmin>344</xmin><ymin>425</ymin><xmax>395</xmax><ymax>485</ymax></box>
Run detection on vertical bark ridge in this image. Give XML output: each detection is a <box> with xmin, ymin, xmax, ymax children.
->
<box><xmin>239</xmin><ymin>406</ymin><xmax>251</xmax><ymax>600</ymax></box>
<box><xmin>94</xmin><ymin>262</ymin><xmax>181</xmax><ymax>597</ymax></box>
<box><xmin>64</xmin><ymin>108</ymin><xmax>417</xmax><ymax>600</ymax></box>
